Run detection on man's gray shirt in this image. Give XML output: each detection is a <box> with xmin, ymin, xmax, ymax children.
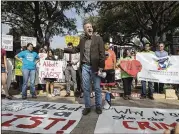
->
<box><xmin>82</xmin><ymin>39</ymin><xmax>92</xmax><ymax>64</ymax></box>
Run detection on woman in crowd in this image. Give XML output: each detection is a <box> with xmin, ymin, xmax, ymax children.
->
<box><xmin>44</xmin><ymin>49</ymin><xmax>57</xmax><ymax>97</ymax></box>
<box><xmin>116</xmin><ymin>49</ymin><xmax>133</xmax><ymax>100</ymax></box>
<box><xmin>38</xmin><ymin>48</ymin><xmax>47</xmax><ymax>90</ymax></box>
<box><xmin>1</xmin><ymin>48</ymin><xmax>12</xmax><ymax>99</ymax></box>
<box><xmin>15</xmin><ymin>43</ymin><xmax>39</xmax><ymax>99</ymax></box>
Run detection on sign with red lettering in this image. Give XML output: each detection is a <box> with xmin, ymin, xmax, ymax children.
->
<box><xmin>120</xmin><ymin>60</ymin><xmax>142</xmax><ymax>77</ymax></box>
<box><xmin>39</xmin><ymin>60</ymin><xmax>63</xmax><ymax>81</ymax></box>
<box><xmin>2</xmin><ymin>100</ymin><xmax>83</xmax><ymax>133</ymax></box>
<box><xmin>95</xmin><ymin>106</ymin><xmax>179</xmax><ymax>133</ymax></box>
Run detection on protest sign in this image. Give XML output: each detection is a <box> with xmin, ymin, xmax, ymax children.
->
<box><xmin>2</xmin><ymin>100</ymin><xmax>83</xmax><ymax>134</ymax></box>
<box><xmin>36</xmin><ymin>53</ymin><xmax>47</xmax><ymax>84</ymax></box>
<box><xmin>2</xmin><ymin>35</ymin><xmax>13</xmax><ymax>51</ymax></box>
<box><xmin>95</xmin><ymin>106</ymin><xmax>179</xmax><ymax>134</ymax></box>
<box><xmin>136</xmin><ymin>53</ymin><xmax>179</xmax><ymax>84</ymax></box>
<box><xmin>38</xmin><ymin>60</ymin><xmax>63</xmax><ymax>83</ymax></box>
<box><xmin>65</xmin><ymin>36</ymin><xmax>80</xmax><ymax>46</ymax></box>
<box><xmin>15</xmin><ymin>59</ymin><xmax>23</xmax><ymax>76</ymax></box>
<box><xmin>120</xmin><ymin>60</ymin><xmax>142</xmax><ymax>77</ymax></box>
<box><xmin>21</xmin><ymin>36</ymin><xmax>37</xmax><ymax>47</ymax></box>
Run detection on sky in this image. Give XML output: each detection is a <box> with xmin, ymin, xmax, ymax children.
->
<box><xmin>1</xmin><ymin>8</ymin><xmax>89</xmax><ymax>49</ymax></box>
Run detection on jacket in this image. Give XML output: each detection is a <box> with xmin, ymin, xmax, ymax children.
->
<box><xmin>64</xmin><ymin>34</ymin><xmax>105</xmax><ymax>72</ymax></box>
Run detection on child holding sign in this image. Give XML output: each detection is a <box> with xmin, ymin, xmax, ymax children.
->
<box><xmin>44</xmin><ymin>49</ymin><xmax>57</xmax><ymax>97</ymax></box>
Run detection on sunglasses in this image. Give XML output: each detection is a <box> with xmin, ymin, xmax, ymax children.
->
<box><xmin>159</xmin><ymin>46</ymin><xmax>164</xmax><ymax>47</ymax></box>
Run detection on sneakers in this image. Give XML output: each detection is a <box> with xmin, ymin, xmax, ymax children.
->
<box><xmin>140</xmin><ymin>96</ymin><xmax>147</xmax><ymax>99</ymax></box>
<box><xmin>82</xmin><ymin>108</ymin><xmax>91</xmax><ymax>115</ymax></box>
<box><xmin>128</xmin><ymin>96</ymin><xmax>133</xmax><ymax>100</ymax></box>
<box><xmin>123</xmin><ymin>95</ymin><xmax>133</xmax><ymax>100</ymax></box>
<box><xmin>148</xmin><ymin>96</ymin><xmax>154</xmax><ymax>100</ymax></box>
<box><xmin>64</xmin><ymin>92</ymin><xmax>70</xmax><ymax>97</ymax></box>
<box><xmin>82</xmin><ymin>107</ymin><xmax>103</xmax><ymax>115</ymax></box>
<box><xmin>51</xmin><ymin>93</ymin><xmax>55</xmax><ymax>97</ymax></box>
<box><xmin>32</xmin><ymin>95</ymin><xmax>37</xmax><ymax>99</ymax></box>
<box><xmin>22</xmin><ymin>96</ymin><xmax>27</xmax><ymax>100</ymax></box>
<box><xmin>123</xmin><ymin>95</ymin><xmax>128</xmax><ymax>100</ymax></box>
<box><xmin>96</xmin><ymin>107</ymin><xmax>102</xmax><ymax>114</ymax></box>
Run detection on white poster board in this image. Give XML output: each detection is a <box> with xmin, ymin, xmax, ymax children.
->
<box><xmin>1</xmin><ymin>35</ymin><xmax>13</xmax><ymax>51</ymax></box>
<box><xmin>38</xmin><ymin>60</ymin><xmax>63</xmax><ymax>84</ymax></box>
<box><xmin>36</xmin><ymin>53</ymin><xmax>47</xmax><ymax>84</ymax></box>
<box><xmin>21</xmin><ymin>36</ymin><xmax>37</xmax><ymax>47</ymax></box>
<box><xmin>136</xmin><ymin>53</ymin><xmax>179</xmax><ymax>84</ymax></box>
<box><xmin>2</xmin><ymin>100</ymin><xmax>83</xmax><ymax>134</ymax></box>
<box><xmin>95</xmin><ymin>106</ymin><xmax>179</xmax><ymax>134</ymax></box>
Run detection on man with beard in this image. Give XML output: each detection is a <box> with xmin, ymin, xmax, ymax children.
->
<box><xmin>64</xmin><ymin>22</ymin><xmax>105</xmax><ymax>115</ymax></box>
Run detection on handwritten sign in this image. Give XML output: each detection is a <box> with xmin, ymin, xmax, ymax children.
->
<box><xmin>95</xmin><ymin>106</ymin><xmax>179</xmax><ymax>134</ymax></box>
<box><xmin>2</xmin><ymin>100</ymin><xmax>83</xmax><ymax>133</ymax></box>
<box><xmin>38</xmin><ymin>60</ymin><xmax>63</xmax><ymax>83</ymax></box>
<box><xmin>1</xmin><ymin>35</ymin><xmax>13</xmax><ymax>51</ymax></box>
<box><xmin>21</xmin><ymin>36</ymin><xmax>37</xmax><ymax>47</ymax></box>
<box><xmin>65</xmin><ymin>36</ymin><xmax>80</xmax><ymax>46</ymax></box>
<box><xmin>120</xmin><ymin>60</ymin><xmax>142</xmax><ymax>77</ymax></box>
<box><xmin>15</xmin><ymin>59</ymin><xmax>22</xmax><ymax>76</ymax></box>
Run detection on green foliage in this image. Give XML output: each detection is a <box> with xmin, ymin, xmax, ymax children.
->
<box><xmin>86</xmin><ymin>1</ymin><xmax>179</xmax><ymax>48</ymax></box>
<box><xmin>1</xmin><ymin>1</ymin><xmax>88</xmax><ymax>46</ymax></box>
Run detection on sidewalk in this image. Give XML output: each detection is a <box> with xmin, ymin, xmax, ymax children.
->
<box><xmin>2</xmin><ymin>93</ymin><xmax>179</xmax><ymax>134</ymax></box>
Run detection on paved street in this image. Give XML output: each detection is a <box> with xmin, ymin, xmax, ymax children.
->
<box><xmin>2</xmin><ymin>92</ymin><xmax>179</xmax><ymax>134</ymax></box>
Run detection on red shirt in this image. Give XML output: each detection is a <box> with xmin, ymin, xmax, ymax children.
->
<box><xmin>1</xmin><ymin>48</ymin><xmax>6</xmax><ymax>65</ymax></box>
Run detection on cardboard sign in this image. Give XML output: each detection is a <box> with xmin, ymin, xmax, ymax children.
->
<box><xmin>65</xmin><ymin>36</ymin><xmax>80</xmax><ymax>46</ymax></box>
<box><xmin>120</xmin><ymin>60</ymin><xmax>142</xmax><ymax>77</ymax></box>
<box><xmin>2</xmin><ymin>35</ymin><xmax>13</xmax><ymax>51</ymax></box>
<box><xmin>95</xmin><ymin>106</ymin><xmax>179</xmax><ymax>134</ymax></box>
<box><xmin>2</xmin><ymin>100</ymin><xmax>83</xmax><ymax>134</ymax></box>
<box><xmin>21</xmin><ymin>36</ymin><xmax>37</xmax><ymax>47</ymax></box>
<box><xmin>38</xmin><ymin>60</ymin><xmax>63</xmax><ymax>83</ymax></box>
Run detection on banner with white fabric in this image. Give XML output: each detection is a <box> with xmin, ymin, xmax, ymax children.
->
<box><xmin>136</xmin><ymin>53</ymin><xmax>179</xmax><ymax>84</ymax></box>
<box><xmin>95</xmin><ymin>106</ymin><xmax>179</xmax><ymax>134</ymax></box>
<box><xmin>2</xmin><ymin>35</ymin><xmax>13</xmax><ymax>51</ymax></box>
<box><xmin>2</xmin><ymin>100</ymin><xmax>83</xmax><ymax>133</ymax></box>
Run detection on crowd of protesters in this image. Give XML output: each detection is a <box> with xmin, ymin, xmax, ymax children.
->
<box><xmin>1</xmin><ymin>21</ymin><xmax>179</xmax><ymax>116</ymax></box>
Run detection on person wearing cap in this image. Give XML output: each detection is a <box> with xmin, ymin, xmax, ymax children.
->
<box><xmin>140</xmin><ymin>43</ymin><xmax>154</xmax><ymax>100</ymax></box>
<box><xmin>63</xmin><ymin>42</ymin><xmax>80</xmax><ymax>97</ymax></box>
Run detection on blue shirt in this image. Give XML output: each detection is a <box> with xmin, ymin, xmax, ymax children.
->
<box><xmin>17</xmin><ymin>50</ymin><xmax>39</xmax><ymax>70</ymax></box>
<box><xmin>155</xmin><ymin>50</ymin><xmax>168</xmax><ymax>63</ymax></box>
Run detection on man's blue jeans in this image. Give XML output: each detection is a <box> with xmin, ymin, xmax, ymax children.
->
<box><xmin>141</xmin><ymin>80</ymin><xmax>154</xmax><ymax>96</ymax></box>
<box><xmin>82</xmin><ymin>64</ymin><xmax>102</xmax><ymax>108</ymax></box>
<box><xmin>22</xmin><ymin>69</ymin><xmax>36</xmax><ymax>97</ymax></box>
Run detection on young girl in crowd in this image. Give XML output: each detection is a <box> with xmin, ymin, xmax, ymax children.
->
<box><xmin>44</xmin><ymin>49</ymin><xmax>57</xmax><ymax>97</ymax></box>
<box><xmin>116</xmin><ymin>49</ymin><xmax>133</xmax><ymax>100</ymax></box>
